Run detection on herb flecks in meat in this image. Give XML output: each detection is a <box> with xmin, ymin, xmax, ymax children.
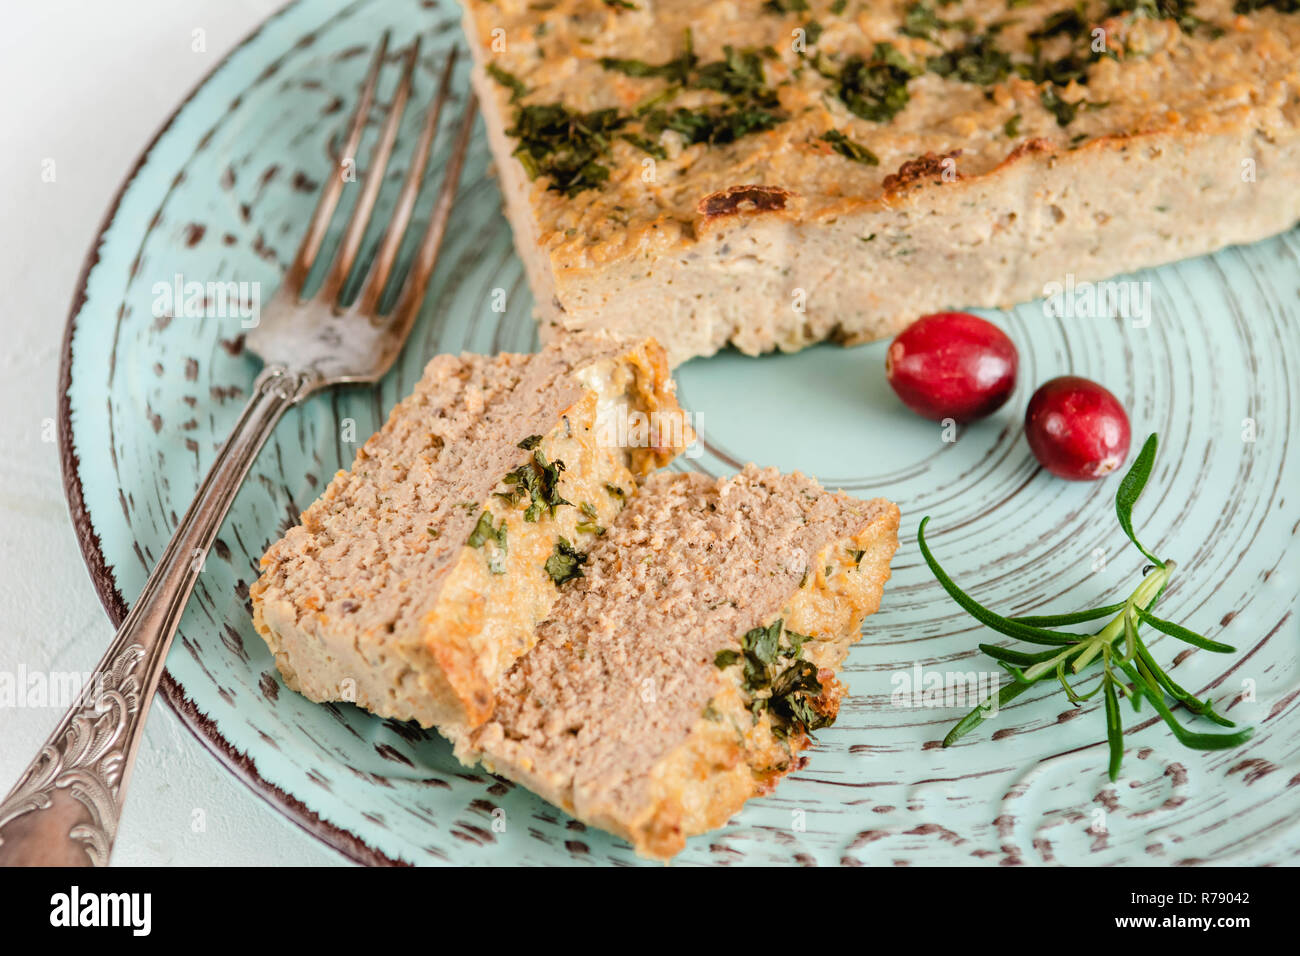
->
<box><xmin>545</xmin><ymin>537</ymin><xmax>588</xmax><ymax>585</ymax></box>
<box><xmin>716</xmin><ymin>618</ymin><xmax>835</xmax><ymax>738</ymax></box>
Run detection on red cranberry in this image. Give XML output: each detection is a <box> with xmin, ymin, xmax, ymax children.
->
<box><xmin>885</xmin><ymin>312</ymin><xmax>1019</xmax><ymax>423</ymax></box>
<box><xmin>1024</xmin><ymin>376</ymin><xmax>1132</xmax><ymax>481</ymax></box>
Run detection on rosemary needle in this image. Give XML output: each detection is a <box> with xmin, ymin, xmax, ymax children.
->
<box><xmin>919</xmin><ymin>433</ymin><xmax>1254</xmax><ymax>780</ymax></box>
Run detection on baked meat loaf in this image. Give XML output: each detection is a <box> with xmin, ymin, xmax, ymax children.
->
<box><xmin>457</xmin><ymin>465</ymin><xmax>901</xmax><ymax>859</ymax></box>
<box><xmin>463</xmin><ymin>0</ymin><xmax>1300</xmax><ymax>364</ymax></box>
<box><xmin>250</xmin><ymin>333</ymin><xmax>687</xmax><ymax>733</ymax></box>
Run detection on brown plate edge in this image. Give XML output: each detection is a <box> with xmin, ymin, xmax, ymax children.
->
<box><xmin>54</xmin><ymin>0</ymin><xmax>406</xmax><ymax>869</ymax></box>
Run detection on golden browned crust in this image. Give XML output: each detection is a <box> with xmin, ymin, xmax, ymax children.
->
<box><xmin>697</xmin><ymin>184</ymin><xmax>795</xmax><ymax>220</ymax></box>
<box><xmin>466</xmin><ymin>0</ymin><xmax>1298</xmax><ymax>256</ymax></box>
<box><xmin>881</xmin><ymin>149</ymin><xmax>964</xmax><ymax>194</ymax></box>
<box><xmin>618</xmin><ymin>333</ymin><xmax>689</xmax><ymax>472</ymax></box>
<box><xmin>463</xmin><ymin>0</ymin><xmax>1300</xmax><ymax>363</ymax></box>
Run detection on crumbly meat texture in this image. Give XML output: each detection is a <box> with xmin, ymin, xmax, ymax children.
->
<box><xmin>463</xmin><ymin>0</ymin><xmax>1300</xmax><ymax>364</ymax></box>
<box><xmin>250</xmin><ymin>333</ymin><xmax>687</xmax><ymax>733</ymax></box>
<box><xmin>458</xmin><ymin>465</ymin><xmax>901</xmax><ymax>859</ymax></box>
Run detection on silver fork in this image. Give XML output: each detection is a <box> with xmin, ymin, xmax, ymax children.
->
<box><xmin>0</xmin><ymin>33</ymin><xmax>478</xmax><ymax>866</ymax></box>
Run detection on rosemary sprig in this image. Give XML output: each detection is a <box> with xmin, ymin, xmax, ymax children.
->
<box><xmin>918</xmin><ymin>433</ymin><xmax>1253</xmax><ymax>780</ymax></box>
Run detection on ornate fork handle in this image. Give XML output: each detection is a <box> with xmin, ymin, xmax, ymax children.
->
<box><xmin>0</xmin><ymin>365</ymin><xmax>318</xmax><ymax>866</ymax></box>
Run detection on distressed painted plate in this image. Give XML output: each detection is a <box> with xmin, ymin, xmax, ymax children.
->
<box><xmin>61</xmin><ymin>0</ymin><xmax>1300</xmax><ymax>865</ymax></box>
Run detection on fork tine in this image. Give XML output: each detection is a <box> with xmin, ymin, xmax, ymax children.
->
<box><xmin>387</xmin><ymin>91</ymin><xmax>478</xmax><ymax>326</ymax></box>
<box><xmin>318</xmin><ymin>38</ymin><xmax>422</xmax><ymax>309</ymax></box>
<box><xmin>279</xmin><ymin>32</ymin><xmax>390</xmax><ymax>300</ymax></box>
<box><xmin>355</xmin><ymin>47</ymin><xmax>458</xmax><ymax>318</ymax></box>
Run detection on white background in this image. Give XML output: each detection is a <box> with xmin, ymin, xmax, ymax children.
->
<box><xmin>0</xmin><ymin>0</ymin><xmax>343</xmax><ymax>866</ymax></box>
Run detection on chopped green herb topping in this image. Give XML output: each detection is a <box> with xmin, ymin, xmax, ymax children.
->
<box><xmin>1106</xmin><ymin>0</ymin><xmax>1205</xmax><ymax>32</ymax></box>
<box><xmin>769</xmin><ymin>660</ymin><xmax>832</xmax><ymax>736</ymax></box>
<box><xmin>1019</xmin><ymin>48</ymin><xmax>1095</xmax><ymax>87</ymax></box>
<box><xmin>507</xmin><ymin>103</ymin><xmax>627</xmax><ymax>197</ymax></box>
<box><xmin>520</xmin><ymin>35</ymin><xmax>786</xmax><ymax>191</ymax></box>
<box><xmin>901</xmin><ymin>1</ymin><xmax>976</xmax><ymax>40</ymax></box>
<box><xmin>901</xmin><ymin>1</ymin><xmax>943</xmax><ymax>38</ymax></box>
<box><xmin>693</xmin><ymin>45</ymin><xmax>775</xmax><ymax>98</ymax></box>
<box><xmin>600</xmin><ymin>36</ymin><xmax>778</xmax><ymax>105</ymax></box>
<box><xmin>620</xmin><ymin>132</ymin><xmax>667</xmax><ymax>159</ymax></box>
<box><xmin>486</xmin><ymin>63</ymin><xmax>528</xmax><ymax>103</ymax></box>
<box><xmin>576</xmin><ymin>501</ymin><xmax>605</xmax><ymax>535</ymax></box>
<box><xmin>518</xmin><ymin>434</ymin><xmax>543</xmax><ymax>450</ymax></box>
<box><xmin>1040</xmin><ymin>85</ymin><xmax>1080</xmax><ymax>125</ymax></box>
<box><xmin>1029</xmin><ymin>7</ymin><xmax>1087</xmax><ymax>39</ymax></box>
<box><xmin>742</xmin><ymin>620</ymin><xmax>782</xmax><ymax>685</ymax></box>
<box><xmin>497</xmin><ymin>446</ymin><xmax>571</xmax><ymax>522</ymax></box>
<box><xmin>605</xmin><ymin>41</ymin><xmax>788</xmax><ymax>146</ymax></box>
<box><xmin>820</xmin><ymin>129</ymin><xmax>880</xmax><ymax>165</ymax></box>
<box><xmin>544</xmin><ymin>537</ymin><xmax>587</xmax><ymax>585</ymax></box>
<box><xmin>599</xmin><ymin>52</ymin><xmax>695</xmax><ymax>82</ymax></box>
<box><xmin>834</xmin><ymin>43</ymin><xmax>920</xmax><ymax>123</ymax></box>
<box><xmin>467</xmin><ymin>512</ymin><xmax>508</xmax><ymax>573</ymax></box>
<box><xmin>649</xmin><ymin>104</ymin><xmax>784</xmax><ymax>145</ymax></box>
<box><xmin>1234</xmin><ymin>0</ymin><xmax>1299</xmax><ymax>10</ymax></box>
<box><xmin>718</xmin><ymin>618</ymin><xmax>834</xmax><ymax>737</ymax></box>
<box><xmin>782</xmin><ymin>630</ymin><xmax>812</xmax><ymax>659</ymax></box>
<box><xmin>927</xmin><ymin>34</ymin><xmax>1013</xmax><ymax>85</ymax></box>
<box><xmin>1034</xmin><ymin>85</ymin><xmax>1107</xmax><ymax>125</ymax></box>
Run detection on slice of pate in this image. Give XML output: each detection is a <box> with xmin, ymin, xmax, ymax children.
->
<box><xmin>250</xmin><ymin>332</ymin><xmax>688</xmax><ymax>733</ymax></box>
<box><xmin>457</xmin><ymin>465</ymin><xmax>901</xmax><ymax>859</ymax></box>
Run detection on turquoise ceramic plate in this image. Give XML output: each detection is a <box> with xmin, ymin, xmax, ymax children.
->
<box><xmin>61</xmin><ymin>0</ymin><xmax>1300</xmax><ymax>865</ymax></box>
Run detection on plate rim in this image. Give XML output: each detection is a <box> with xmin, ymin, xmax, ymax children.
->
<box><xmin>55</xmin><ymin>0</ymin><xmax>401</xmax><ymax>868</ymax></box>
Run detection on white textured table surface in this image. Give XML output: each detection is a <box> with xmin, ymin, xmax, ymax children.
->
<box><xmin>0</xmin><ymin>0</ymin><xmax>344</xmax><ymax>867</ymax></box>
